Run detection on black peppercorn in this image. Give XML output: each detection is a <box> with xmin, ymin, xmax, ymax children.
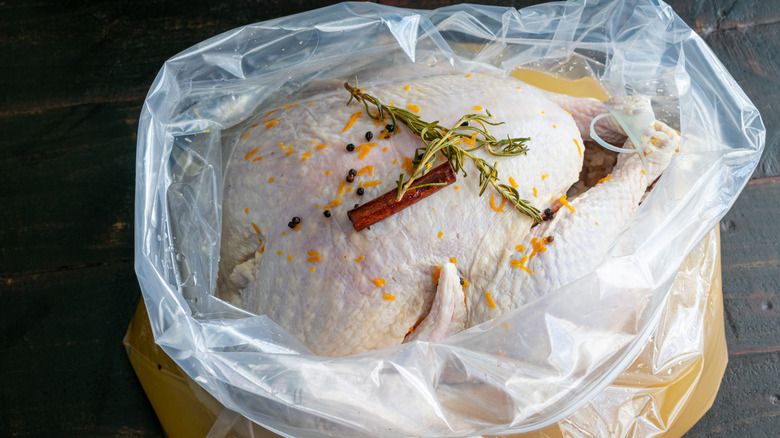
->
<box><xmin>365</xmin><ymin>131</ymin><xmax>373</xmax><ymax>141</ymax></box>
<box><xmin>460</xmin><ymin>121</ymin><xmax>469</xmax><ymax>127</ymax></box>
<box><xmin>346</xmin><ymin>175</ymin><xmax>355</xmax><ymax>183</ymax></box>
<box><xmin>543</xmin><ymin>208</ymin><xmax>553</xmax><ymax>221</ymax></box>
<box><xmin>346</xmin><ymin>168</ymin><xmax>357</xmax><ymax>183</ymax></box>
<box><xmin>356</xmin><ymin>187</ymin><xmax>365</xmax><ymax>196</ymax></box>
<box><xmin>291</xmin><ymin>216</ymin><xmax>301</xmax><ymax>225</ymax></box>
<box><xmin>459</xmin><ymin>278</ymin><xmax>464</xmax><ymax>285</ymax></box>
<box><xmin>287</xmin><ymin>221</ymin><xmax>295</xmax><ymax>229</ymax></box>
<box><xmin>346</xmin><ymin>143</ymin><xmax>355</xmax><ymax>152</ymax></box>
<box><xmin>323</xmin><ymin>210</ymin><xmax>331</xmax><ymax>218</ymax></box>
<box><xmin>385</xmin><ymin>124</ymin><xmax>395</xmax><ymax>132</ymax></box>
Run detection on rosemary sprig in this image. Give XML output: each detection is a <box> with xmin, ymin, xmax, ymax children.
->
<box><xmin>345</xmin><ymin>81</ymin><xmax>542</xmax><ymax>223</ymax></box>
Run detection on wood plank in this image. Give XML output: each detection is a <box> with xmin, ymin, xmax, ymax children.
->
<box><xmin>684</xmin><ymin>351</ymin><xmax>780</xmax><ymax>437</ymax></box>
<box><xmin>0</xmin><ymin>102</ymin><xmax>139</xmax><ymax>276</ymax></box>
<box><xmin>718</xmin><ymin>177</ymin><xmax>780</xmax><ymax>354</ymax></box>
<box><xmin>0</xmin><ymin>0</ymin><xmax>346</xmax><ymax>113</ymax></box>
<box><xmin>0</xmin><ymin>261</ymin><xmax>162</xmax><ymax>437</ymax></box>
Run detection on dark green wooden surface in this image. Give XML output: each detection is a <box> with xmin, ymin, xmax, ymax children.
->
<box><xmin>1</xmin><ymin>1</ymin><xmax>777</xmax><ymax>436</ymax></box>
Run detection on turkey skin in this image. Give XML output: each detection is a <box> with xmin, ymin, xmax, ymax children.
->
<box><xmin>218</xmin><ymin>73</ymin><xmax>677</xmax><ymax>356</ymax></box>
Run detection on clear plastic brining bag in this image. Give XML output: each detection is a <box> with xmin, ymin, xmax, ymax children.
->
<box><xmin>134</xmin><ymin>1</ymin><xmax>764</xmax><ymax>436</ymax></box>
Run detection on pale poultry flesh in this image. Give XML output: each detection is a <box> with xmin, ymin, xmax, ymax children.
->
<box><xmin>218</xmin><ymin>73</ymin><xmax>678</xmax><ymax>356</ymax></box>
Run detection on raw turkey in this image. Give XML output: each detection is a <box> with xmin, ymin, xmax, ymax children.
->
<box><xmin>218</xmin><ymin>73</ymin><xmax>678</xmax><ymax>356</ymax></box>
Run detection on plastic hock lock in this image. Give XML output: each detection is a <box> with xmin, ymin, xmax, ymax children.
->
<box><xmin>590</xmin><ymin>95</ymin><xmax>655</xmax><ymax>168</ymax></box>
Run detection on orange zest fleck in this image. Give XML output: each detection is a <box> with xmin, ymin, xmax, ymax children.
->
<box><xmin>325</xmin><ymin>170</ymin><xmax>332</xmax><ymax>175</ymax></box>
<box><xmin>251</xmin><ymin>222</ymin><xmax>261</xmax><ymax>234</ymax></box>
<box><xmin>402</xmin><ymin>157</ymin><xmax>414</xmax><ymax>174</ymax></box>
<box><xmin>262</xmin><ymin>117</ymin><xmax>276</xmax><ymax>124</ymax></box>
<box><xmin>515</xmin><ymin>244</ymin><xmax>525</xmax><ymax>252</ymax></box>
<box><xmin>510</xmin><ymin>256</ymin><xmax>533</xmax><ymax>274</ymax></box>
<box><xmin>406</xmin><ymin>104</ymin><xmax>420</xmax><ymax>113</ymax></box>
<box><xmin>574</xmin><ymin>138</ymin><xmax>581</xmax><ymax>157</ymax></box>
<box><xmin>559</xmin><ymin>195</ymin><xmax>575</xmax><ymax>213</ymax></box>
<box><xmin>266</xmin><ymin>109</ymin><xmax>278</xmax><ymax>117</ymax></box>
<box><xmin>316</xmin><ymin>144</ymin><xmax>328</xmax><ymax>150</ymax></box>
<box><xmin>268</xmin><ymin>177</ymin><xmax>275</xmax><ymax>183</ymax></box>
<box><xmin>489</xmin><ymin>193</ymin><xmax>506</xmax><ymax>212</ymax></box>
<box><xmin>529</xmin><ymin>238</ymin><xmax>547</xmax><ymax>260</ymax></box>
<box><xmin>454</xmin><ymin>186</ymin><xmax>460</xmax><ymax>190</ymax></box>
<box><xmin>382</xmin><ymin>294</ymin><xmax>396</xmax><ymax>301</ymax></box>
<box><xmin>473</xmin><ymin>105</ymin><xmax>483</xmax><ymax>111</ymax></box>
<box><xmin>596</xmin><ymin>174</ymin><xmax>612</xmax><ymax>185</ymax></box>
<box><xmin>438</xmin><ymin>231</ymin><xmax>444</xmax><ymax>239</ymax></box>
<box><xmin>265</xmin><ymin>120</ymin><xmax>279</xmax><ymax>129</ymax></box>
<box><xmin>277</xmin><ymin>250</ymin><xmax>283</xmax><ymax>255</ymax></box>
<box><xmin>252</xmin><ymin>156</ymin><xmax>263</xmax><ymax>162</ymax></box>
<box><xmin>356</xmin><ymin>165</ymin><xmax>374</xmax><ymax>177</ymax></box>
<box><xmin>382</xmin><ymin>147</ymin><xmax>388</xmax><ymax>152</ymax></box>
<box><xmin>337</xmin><ymin>181</ymin><xmax>347</xmax><ymax>196</ymax></box>
<box><xmin>461</xmin><ymin>279</ymin><xmax>469</xmax><ymax>291</ymax></box>
<box><xmin>533</xmin><ymin>187</ymin><xmax>538</xmax><ymax>198</ymax></box>
<box><xmin>463</xmin><ymin>132</ymin><xmax>478</xmax><ymax>147</ymax></box>
<box><xmin>354</xmin><ymin>256</ymin><xmax>364</xmax><ymax>262</ymax></box>
<box><xmin>310</xmin><ymin>266</ymin><xmax>315</xmax><ymax>273</ymax></box>
<box><xmin>244</xmin><ymin>148</ymin><xmax>258</xmax><ymax>160</ymax></box>
<box><xmin>541</xmin><ymin>174</ymin><xmax>549</xmax><ymax>180</ymax></box>
<box><xmin>342</xmin><ymin>112</ymin><xmax>362</xmax><ymax>132</ymax></box>
<box><xmin>432</xmin><ymin>266</ymin><xmax>442</xmax><ymax>283</ymax></box>
<box><xmin>286</xmin><ymin>145</ymin><xmax>294</xmax><ymax>156</ymax></box>
<box><xmin>485</xmin><ymin>291</ymin><xmax>496</xmax><ymax>309</ymax></box>
<box><xmin>404</xmin><ymin>85</ymin><xmax>410</xmax><ymax>91</ymax></box>
<box><xmin>242</xmin><ymin>132</ymin><xmax>252</xmax><ymax>140</ymax></box>
<box><xmin>361</xmin><ymin>180</ymin><xmax>381</xmax><ymax>187</ymax></box>
<box><xmin>372</xmin><ymin>278</ymin><xmax>386</xmax><ymax>288</ymax></box>
<box><xmin>307</xmin><ymin>250</ymin><xmax>319</xmax><ymax>256</ymax></box>
<box><xmin>356</xmin><ymin>143</ymin><xmax>376</xmax><ymax>160</ymax></box>
<box><xmin>324</xmin><ymin>199</ymin><xmax>343</xmax><ymax>209</ymax></box>
<box><xmin>301</xmin><ymin>152</ymin><xmax>312</xmax><ymax>162</ymax></box>
<box><xmin>287</xmin><ymin>255</ymin><xmax>292</xmax><ymax>261</ymax></box>
<box><xmin>508</xmin><ymin>176</ymin><xmax>518</xmax><ymax>188</ymax></box>
<box><xmin>244</xmin><ymin>208</ymin><xmax>249</xmax><ymax>214</ymax></box>
<box><xmin>307</xmin><ymin>256</ymin><xmax>322</xmax><ymax>262</ymax></box>
<box><xmin>466</xmin><ymin>74</ymin><xmax>472</xmax><ymax>78</ymax></box>
<box><xmin>641</xmin><ymin>169</ymin><xmax>647</xmax><ymax>176</ymax></box>
<box><xmin>450</xmin><ymin>257</ymin><xmax>457</xmax><ymax>265</ymax></box>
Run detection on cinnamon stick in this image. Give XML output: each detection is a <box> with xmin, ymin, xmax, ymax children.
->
<box><xmin>348</xmin><ymin>162</ymin><xmax>456</xmax><ymax>231</ymax></box>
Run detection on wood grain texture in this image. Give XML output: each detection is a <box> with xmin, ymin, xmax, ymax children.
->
<box><xmin>0</xmin><ymin>262</ymin><xmax>162</xmax><ymax>437</ymax></box>
<box><xmin>0</xmin><ymin>0</ymin><xmax>777</xmax><ymax>437</ymax></box>
<box><xmin>719</xmin><ymin>178</ymin><xmax>780</xmax><ymax>355</ymax></box>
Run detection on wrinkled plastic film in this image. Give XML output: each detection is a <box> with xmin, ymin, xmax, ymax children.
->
<box><xmin>134</xmin><ymin>1</ymin><xmax>764</xmax><ymax>436</ymax></box>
